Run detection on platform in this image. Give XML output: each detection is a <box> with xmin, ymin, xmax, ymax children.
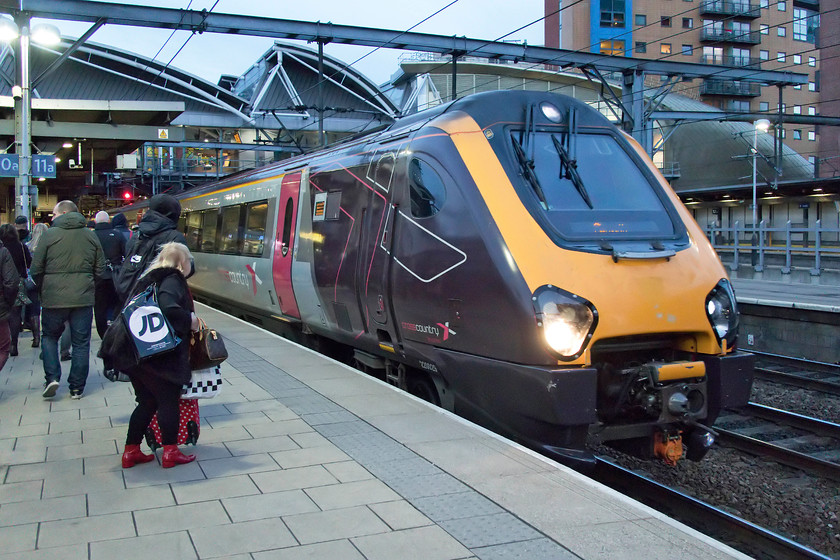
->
<box><xmin>730</xmin><ymin>267</ymin><xmax>840</xmax><ymax>312</ymax></box>
<box><xmin>0</xmin><ymin>303</ymin><xmax>748</xmax><ymax>560</ymax></box>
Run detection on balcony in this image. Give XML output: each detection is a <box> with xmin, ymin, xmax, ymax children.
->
<box><xmin>700</xmin><ymin>54</ymin><xmax>761</xmax><ymax>68</ymax></box>
<box><xmin>700</xmin><ymin>80</ymin><xmax>761</xmax><ymax>96</ymax></box>
<box><xmin>700</xmin><ymin>28</ymin><xmax>761</xmax><ymax>44</ymax></box>
<box><xmin>699</xmin><ymin>0</ymin><xmax>761</xmax><ymax>18</ymax></box>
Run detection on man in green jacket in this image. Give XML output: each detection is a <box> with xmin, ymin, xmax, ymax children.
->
<box><xmin>30</xmin><ymin>200</ymin><xmax>105</xmax><ymax>399</ymax></box>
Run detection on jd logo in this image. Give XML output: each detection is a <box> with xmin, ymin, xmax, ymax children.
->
<box><xmin>128</xmin><ymin>306</ymin><xmax>168</xmax><ymax>343</ymax></box>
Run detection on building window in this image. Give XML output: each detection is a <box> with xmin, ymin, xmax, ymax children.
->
<box><xmin>759</xmin><ymin>50</ymin><xmax>769</xmax><ymax>61</ymax></box>
<box><xmin>808</xmin><ymin>57</ymin><xmax>816</xmax><ymax>67</ymax></box>
<box><xmin>793</xmin><ymin>8</ymin><xmax>819</xmax><ymax>43</ymax></box>
<box><xmin>794</xmin><ymin>84</ymin><xmax>801</xmax><ymax>90</ymax></box>
<box><xmin>778</xmin><ymin>103</ymin><xmax>786</xmax><ymax>112</ymax></box>
<box><xmin>683</xmin><ymin>17</ymin><xmax>693</xmax><ymax>28</ymax></box>
<box><xmin>760</xmin><ymin>0</ymin><xmax>768</xmax><ymax>7</ymax></box>
<box><xmin>780</xmin><ymin>129</ymin><xmax>786</xmax><ymax>139</ymax></box>
<box><xmin>793</xmin><ymin>54</ymin><xmax>801</xmax><ymax>64</ymax></box>
<box><xmin>682</xmin><ymin>44</ymin><xmax>693</xmax><ymax>55</ymax></box>
<box><xmin>760</xmin><ymin>24</ymin><xmax>769</xmax><ymax>35</ymax></box>
<box><xmin>808</xmin><ymin>81</ymin><xmax>816</xmax><ymax>92</ymax></box>
<box><xmin>808</xmin><ymin>130</ymin><xmax>816</xmax><ymax>141</ymax></box>
<box><xmin>778</xmin><ymin>1</ymin><xmax>786</xmax><ymax>11</ymax></box>
<box><xmin>808</xmin><ymin>107</ymin><xmax>816</xmax><ymax>116</ymax></box>
<box><xmin>635</xmin><ymin>41</ymin><xmax>647</xmax><ymax>53</ymax></box>
<box><xmin>660</xmin><ymin>43</ymin><xmax>672</xmax><ymax>54</ymax></box>
<box><xmin>777</xmin><ymin>26</ymin><xmax>786</xmax><ymax>37</ymax></box>
<box><xmin>601</xmin><ymin>0</ymin><xmax>626</xmax><ymax>27</ymax></box>
<box><xmin>759</xmin><ymin>101</ymin><xmax>769</xmax><ymax>111</ymax></box>
<box><xmin>777</xmin><ymin>52</ymin><xmax>786</xmax><ymax>63</ymax></box>
<box><xmin>730</xmin><ymin>100</ymin><xmax>750</xmax><ymax>112</ymax></box>
<box><xmin>661</xmin><ymin>16</ymin><xmax>672</xmax><ymax>27</ymax></box>
<box><xmin>808</xmin><ymin>156</ymin><xmax>815</xmax><ymax>165</ymax></box>
<box><xmin>793</xmin><ymin>105</ymin><xmax>801</xmax><ymax>114</ymax></box>
<box><xmin>635</xmin><ymin>14</ymin><xmax>646</xmax><ymax>26</ymax></box>
<box><xmin>599</xmin><ymin>39</ymin><xmax>626</xmax><ymax>55</ymax></box>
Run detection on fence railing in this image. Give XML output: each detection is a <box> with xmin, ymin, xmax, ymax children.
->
<box><xmin>706</xmin><ymin>220</ymin><xmax>840</xmax><ymax>276</ymax></box>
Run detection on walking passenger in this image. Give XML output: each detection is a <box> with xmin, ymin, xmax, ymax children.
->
<box><xmin>0</xmin><ymin>224</ymin><xmax>31</xmax><ymax>357</ymax></box>
<box><xmin>30</xmin><ymin>200</ymin><xmax>105</xmax><ymax>399</ymax></box>
<box><xmin>121</xmin><ymin>242</ymin><xmax>199</xmax><ymax>469</ymax></box>
<box><xmin>25</xmin><ymin>223</ymin><xmax>47</xmax><ymax>348</ymax></box>
<box><xmin>93</xmin><ymin>211</ymin><xmax>126</xmax><ymax>380</ymax></box>
<box><xmin>111</xmin><ymin>212</ymin><xmax>131</xmax><ymax>244</ymax></box>
<box><xmin>0</xmin><ymin>238</ymin><xmax>19</xmax><ymax>373</ymax></box>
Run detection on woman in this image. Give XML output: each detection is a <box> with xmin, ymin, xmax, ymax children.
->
<box><xmin>0</xmin><ymin>224</ymin><xmax>31</xmax><ymax>356</ymax></box>
<box><xmin>25</xmin><ymin>223</ymin><xmax>47</xmax><ymax>348</ymax></box>
<box><xmin>121</xmin><ymin>242</ymin><xmax>199</xmax><ymax>469</ymax></box>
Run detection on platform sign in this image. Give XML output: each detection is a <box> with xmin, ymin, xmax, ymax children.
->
<box><xmin>0</xmin><ymin>154</ymin><xmax>56</xmax><ymax>178</ymax></box>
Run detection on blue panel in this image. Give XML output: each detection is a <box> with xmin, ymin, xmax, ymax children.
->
<box><xmin>589</xmin><ymin>0</ymin><xmax>631</xmax><ymax>55</ymax></box>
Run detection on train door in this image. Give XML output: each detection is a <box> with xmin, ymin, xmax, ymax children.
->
<box><xmin>357</xmin><ymin>148</ymin><xmax>402</xmax><ymax>351</ymax></box>
<box><xmin>272</xmin><ymin>172</ymin><xmax>301</xmax><ymax>318</ymax></box>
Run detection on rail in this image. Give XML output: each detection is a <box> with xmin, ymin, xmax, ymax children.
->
<box><xmin>706</xmin><ymin>220</ymin><xmax>840</xmax><ymax>276</ymax></box>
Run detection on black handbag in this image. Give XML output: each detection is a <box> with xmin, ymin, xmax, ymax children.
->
<box><xmin>189</xmin><ymin>319</ymin><xmax>228</xmax><ymax>370</ymax></box>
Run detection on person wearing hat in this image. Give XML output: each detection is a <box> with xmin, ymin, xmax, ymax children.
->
<box><xmin>14</xmin><ymin>215</ymin><xmax>30</xmax><ymax>243</ymax></box>
<box><xmin>92</xmin><ymin>212</ymin><xmax>126</xmax><ymax>373</ymax></box>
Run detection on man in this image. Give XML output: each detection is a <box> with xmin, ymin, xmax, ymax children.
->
<box><xmin>30</xmin><ymin>200</ymin><xmax>105</xmax><ymax>399</ymax></box>
<box><xmin>14</xmin><ymin>215</ymin><xmax>30</xmax><ymax>243</ymax></box>
<box><xmin>115</xmin><ymin>194</ymin><xmax>188</xmax><ymax>305</ymax></box>
<box><xmin>92</xmin><ymin>211</ymin><xmax>125</xmax><ymax>380</ymax></box>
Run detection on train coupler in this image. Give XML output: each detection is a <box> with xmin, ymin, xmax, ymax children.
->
<box><xmin>653</xmin><ymin>430</ymin><xmax>683</xmax><ymax>466</ymax></box>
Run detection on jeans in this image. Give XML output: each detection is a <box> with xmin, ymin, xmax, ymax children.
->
<box><xmin>41</xmin><ymin>307</ymin><xmax>93</xmax><ymax>392</ymax></box>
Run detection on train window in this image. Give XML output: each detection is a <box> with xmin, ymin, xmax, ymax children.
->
<box><xmin>201</xmin><ymin>210</ymin><xmax>219</xmax><ymax>253</ymax></box>
<box><xmin>281</xmin><ymin>198</ymin><xmax>294</xmax><ymax>252</ymax></box>
<box><xmin>408</xmin><ymin>158</ymin><xmax>446</xmax><ymax>218</ymax></box>
<box><xmin>185</xmin><ymin>212</ymin><xmax>202</xmax><ymax>252</ymax></box>
<box><xmin>219</xmin><ymin>205</ymin><xmax>243</xmax><ymax>254</ymax></box>
<box><xmin>526</xmin><ymin>132</ymin><xmax>676</xmax><ymax>240</ymax></box>
<box><xmin>242</xmin><ymin>201</ymin><xmax>268</xmax><ymax>256</ymax></box>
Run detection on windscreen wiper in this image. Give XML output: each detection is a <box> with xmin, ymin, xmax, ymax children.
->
<box><xmin>551</xmin><ymin>134</ymin><xmax>593</xmax><ymax>209</ymax></box>
<box><xmin>511</xmin><ymin>133</ymin><xmax>548</xmax><ymax>209</ymax></box>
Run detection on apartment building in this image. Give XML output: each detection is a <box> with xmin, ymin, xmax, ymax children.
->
<box><xmin>544</xmin><ymin>0</ymin><xmax>821</xmax><ymax>168</ymax></box>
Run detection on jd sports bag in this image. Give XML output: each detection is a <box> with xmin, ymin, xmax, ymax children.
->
<box><xmin>122</xmin><ymin>284</ymin><xmax>181</xmax><ymax>360</ymax></box>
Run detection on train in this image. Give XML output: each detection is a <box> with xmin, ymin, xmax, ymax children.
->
<box><xmin>113</xmin><ymin>90</ymin><xmax>754</xmax><ymax>468</ymax></box>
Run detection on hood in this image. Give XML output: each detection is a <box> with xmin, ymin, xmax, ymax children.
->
<box><xmin>148</xmin><ymin>194</ymin><xmax>181</xmax><ymax>222</ymax></box>
<box><xmin>52</xmin><ymin>212</ymin><xmax>88</xmax><ymax>230</ymax></box>
<box><xmin>111</xmin><ymin>213</ymin><xmax>128</xmax><ymax>229</ymax></box>
<box><xmin>138</xmin><ymin>209</ymin><xmax>178</xmax><ymax>237</ymax></box>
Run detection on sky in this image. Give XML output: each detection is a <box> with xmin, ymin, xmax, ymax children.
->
<box><xmin>38</xmin><ymin>0</ymin><xmax>545</xmax><ymax>87</ymax></box>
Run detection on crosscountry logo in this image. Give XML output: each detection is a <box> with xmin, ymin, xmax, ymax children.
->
<box><xmin>128</xmin><ymin>306</ymin><xmax>169</xmax><ymax>343</ymax></box>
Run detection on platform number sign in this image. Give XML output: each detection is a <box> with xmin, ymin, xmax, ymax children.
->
<box><xmin>0</xmin><ymin>154</ymin><xmax>56</xmax><ymax>178</ymax></box>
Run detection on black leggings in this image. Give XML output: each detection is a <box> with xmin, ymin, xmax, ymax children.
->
<box><xmin>126</xmin><ymin>374</ymin><xmax>182</xmax><ymax>446</ymax></box>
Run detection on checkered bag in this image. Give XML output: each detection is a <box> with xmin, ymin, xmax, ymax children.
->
<box><xmin>181</xmin><ymin>365</ymin><xmax>222</xmax><ymax>399</ymax></box>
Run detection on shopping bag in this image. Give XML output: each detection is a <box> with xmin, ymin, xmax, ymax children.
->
<box><xmin>122</xmin><ymin>284</ymin><xmax>180</xmax><ymax>360</ymax></box>
<box><xmin>182</xmin><ymin>365</ymin><xmax>222</xmax><ymax>399</ymax></box>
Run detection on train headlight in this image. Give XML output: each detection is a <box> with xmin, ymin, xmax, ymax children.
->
<box><xmin>533</xmin><ymin>286</ymin><xmax>597</xmax><ymax>360</ymax></box>
<box><xmin>705</xmin><ymin>279</ymin><xmax>739</xmax><ymax>348</ymax></box>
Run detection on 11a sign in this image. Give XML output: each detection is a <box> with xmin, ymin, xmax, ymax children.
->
<box><xmin>0</xmin><ymin>154</ymin><xmax>57</xmax><ymax>179</ymax></box>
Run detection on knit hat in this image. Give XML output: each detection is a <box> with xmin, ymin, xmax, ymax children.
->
<box><xmin>95</xmin><ymin>211</ymin><xmax>110</xmax><ymax>224</ymax></box>
<box><xmin>14</xmin><ymin>216</ymin><xmax>28</xmax><ymax>225</ymax></box>
<box><xmin>148</xmin><ymin>194</ymin><xmax>181</xmax><ymax>222</ymax></box>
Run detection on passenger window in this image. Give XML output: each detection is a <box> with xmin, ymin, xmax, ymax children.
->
<box><xmin>408</xmin><ymin>158</ymin><xmax>446</xmax><ymax>218</ymax></box>
<box><xmin>242</xmin><ymin>201</ymin><xmax>268</xmax><ymax>257</ymax></box>
<box><xmin>185</xmin><ymin>212</ymin><xmax>202</xmax><ymax>252</ymax></box>
<box><xmin>219</xmin><ymin>205</ymin><xmax>242</xmax><ymax>254</ymax></box>
<box><xmin>201</xmin><ymin>210</ymin><xmax>219</xmax><ymax>253</ymax></box>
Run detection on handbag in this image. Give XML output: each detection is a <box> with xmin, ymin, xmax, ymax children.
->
<box><xmin>189</xmin><ymin>319</ymin><xmax>228</xmax><ymax>370</ymax></box>
<box><xmin>20</xmin><ymin>247</ymin><xmax>35</xmax><ymax>291</ymax></box>
<box><xmin>181</xmin><ymin>365</ymin><xmax>222</xmax><ymax>399</ymax></box>
<box><xmin>14</xmin><ymin>278</ymin><xmax>31</xmax><ymax>306</ymax></box>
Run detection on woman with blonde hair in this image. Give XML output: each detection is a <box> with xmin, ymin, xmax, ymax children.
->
<box><xmin>121</xmin><ymin>242</ymin><xmax>200</xmax><ymax>469</ymax></box>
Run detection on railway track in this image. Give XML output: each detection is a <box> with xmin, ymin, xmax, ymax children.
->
<box><xmin>751</xmin><ymin>351</ymin><xmax>840</xmax><ymax>396</ymax></box>
<box><xmin>714</xmin><ymin>403</ymin><xmax>840</xmax><ymax>481</ymax></box>
<box><xmin>591</xmin><ymin>458</ymin><xmax>831</xmax><ymax>560</ymax></box>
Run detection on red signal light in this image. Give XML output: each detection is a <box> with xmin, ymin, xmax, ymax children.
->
<box><xmin>123</xmin><ymin>191</ymin><xmax>132</xmax><ymax>200</ymax></box>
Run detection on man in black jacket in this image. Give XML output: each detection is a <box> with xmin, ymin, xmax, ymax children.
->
<box><xmin>115</xmin><ymin>194</ymin><xmax>188</xmax><ymax>306</ymax></box>
<box><xmin>93</xmin><ymin>211</ymin><xmax>126</xmax><ymax>337</ymax></box>
<box><xmin>0</xmin><ymin>244</ymin><xmax>19</xmax><ymax>374</ymax></box>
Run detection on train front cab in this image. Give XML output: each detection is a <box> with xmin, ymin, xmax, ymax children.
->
<box><xmin>423</xmin><ymin>91</ymin><xmax>755</xmax><ymax>467</ymax></box>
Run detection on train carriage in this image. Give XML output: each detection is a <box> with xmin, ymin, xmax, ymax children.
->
<box><xmin>116</xmin><ymin>90</ymin><xmax>754</xmax><ymax>468</ymax></box>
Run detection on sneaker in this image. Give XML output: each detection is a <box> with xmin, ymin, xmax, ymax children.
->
<box><xmin>69</xmin><ymin>389</ymin><xmax>83</xmax><ymax>400</ymax></box>
<box><xmin>42</xmin><ymin>381</ymin><xmax>59</xmax><ymax>398</ymax></box>
<box><xmin>60</xmin><ymin>353</ymin><xmax>71</xmax><ymax>362</ymax></box>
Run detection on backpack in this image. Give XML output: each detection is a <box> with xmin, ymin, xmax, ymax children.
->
<box><xmin>114</xmin><ymin>230</ymin><xmax>181</xmax><ymax>303</ymax></box>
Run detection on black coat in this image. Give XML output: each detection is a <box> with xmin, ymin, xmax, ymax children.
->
<box><xmin>94</xmin><ymin>222</ymin><xmax>126</xmax><ymax>280</ymax></box>
<box><xmin>126</xmin><ymin>267</ymin><xmax>193</xmax><ymax>386</ymax></box>
<box><xmin>4</xmin><ymin>240</ymin><xmax>31</xmax><ymax>277</ymax></box>
<box><xmin>0</xmin><ymin>246</ymin><xmax>20</xmax><ymax>320</ymax></box>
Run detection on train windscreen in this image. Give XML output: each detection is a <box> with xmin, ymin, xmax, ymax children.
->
<box><xmin>521</xmin><ymin>132</ymin><xmax>677</xmax><ymax>241</ymax></box>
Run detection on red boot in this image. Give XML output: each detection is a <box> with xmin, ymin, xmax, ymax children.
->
<box><xmin>161</xmin><ymin>445</ymin><xmax>196</xmax><ymax>468</ymax></box>
<box><xmin>121</xmin><ymin>444</ymin><xmax>155</xmax><ymax>468</ymax></box>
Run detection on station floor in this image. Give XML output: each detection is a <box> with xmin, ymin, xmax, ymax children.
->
<box><xmin>0</xmin><ymin>303</ymin><xmax>750</xmax><ymax>560</ymax></box>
